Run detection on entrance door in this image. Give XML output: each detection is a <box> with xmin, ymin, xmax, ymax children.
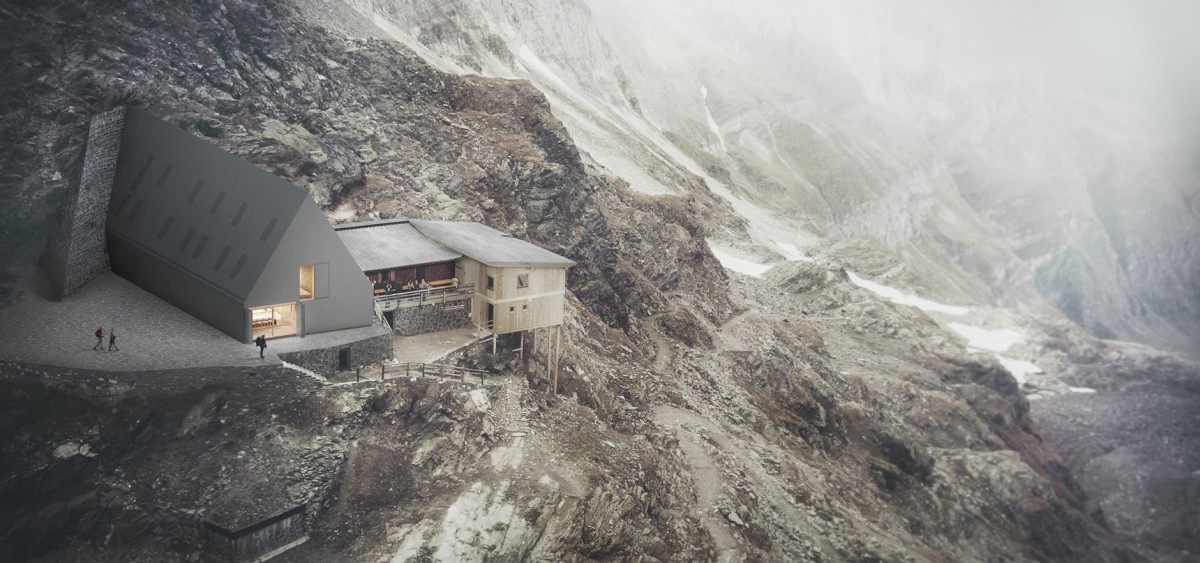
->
<box><xmin>486</xmin><ymin>303</ymin><xmax>494</xmax><ymax>330</ymax></box>
<box><xmin>251</xmin><ymin>303</ymin><xmax>297</xmax><ymax>340</ymax></box>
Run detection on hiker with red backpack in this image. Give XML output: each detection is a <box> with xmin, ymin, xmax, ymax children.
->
<box><xmin>93</xmin><ymin>327</ymin><xmax>104</xmax><ymax>351</ymax></box>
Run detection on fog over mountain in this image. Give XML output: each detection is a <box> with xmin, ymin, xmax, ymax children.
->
<box><xmin>2</xmin><ymin>0</ymin><xmax>1199</xmax><ymax>561</ymax></box>
<box><xmin>337</xmin><ymin>0</ymin><xmax>1200</xmax><ymax>355</ymax></box>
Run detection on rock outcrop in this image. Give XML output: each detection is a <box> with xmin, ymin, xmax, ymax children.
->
<box><xmin>332</xmin><ymin>0</ymin><xmax>1200</xmax><ymax>357</ymax></box>
<box><xmin>0</xmin><ymin>0</ymin><xmax>1186</xmax><ymax>561</ymax></box>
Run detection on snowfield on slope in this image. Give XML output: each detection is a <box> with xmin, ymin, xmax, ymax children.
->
<box><xmin>707</xmin><ymin>241</ymin><xmax>773</xmax><ymax>277</ymax></box>
<box><xmin>847</xmin><ymin>272</ymin><xmax>969</xmax><ymax>316</ymax></box>
<box><xmin>847</xmin><ymin>275</ymin><xmax>1059</xmax><ymax>388</ymax></box>
<box><xmin>947</xmin><ymin>323</ymin><xmax>1023</xmax><ymax>352</ymax></box>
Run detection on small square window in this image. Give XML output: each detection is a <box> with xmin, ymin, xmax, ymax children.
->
<box><xmin>509</xmin><ymin>306</ymin><xmax>515</xmax><ymax>312</ymax></box>
<box><xmin>517</xmin><ymin>273</ymin><xmax>529</xmax><ymax>288</ymax></box>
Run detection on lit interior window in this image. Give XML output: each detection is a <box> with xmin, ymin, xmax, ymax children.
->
<box><xmin>300</xmin><ymin>264</ymin><xmax>315</xmax><ymax>300</ymax></box>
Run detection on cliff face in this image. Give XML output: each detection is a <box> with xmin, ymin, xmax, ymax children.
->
<box><xmin>0</xmin><ymin>0</ymin><xmax>1171</xmax><ymax>561</ymax></box>
<box><xmin>335</xmin><ymin>0</ymin><xmax>1200</xmax><ymax>355</ymax></box>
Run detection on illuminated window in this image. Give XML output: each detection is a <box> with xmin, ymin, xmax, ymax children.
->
<box><xmin>517</xmin><ymin>273</ymin><xmax>529</xmax><ymax>288</ymax></box>
<box><xmin>300</xmin><ymin>264</ymin><xmax>315</xmax><ymax>300</ymax></box>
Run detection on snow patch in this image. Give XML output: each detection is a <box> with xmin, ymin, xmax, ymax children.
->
<box><xmin>707</xmin><ymin>241</ymin><xmax>772</xmax><ymax>277</ymax></box>
<box><xmin>1069</xmin><ymin>386</ymin><xmax>1097</xmax><ymax>394</ymax></box>
<box><xmin>846</xmin><ymin>272</ymin><xmax>969</xmax><ymax>316</ymax></box>
<box><xmin>947</xmin><ymin>324</ymin><xmax>1043</xmax><ymax>387</ymax></box>
<box><xmin>773</xmin><ymin>240</ymin><xmax>814</xmax><ymax>262</ymax></box>
<box><xmin>948</xmin><ymin>323</ymin><xmax>1024</xmax><ymax>353</ymax></box>
<box><xmin>700</xmin><ymin>86</ymin><xmax>727</xmax><ymax>153</ymax></box>
<box><xmin>995</xmin><ymin>355</ymin><xmax>1042</xmax><ymax>386</ymax></box>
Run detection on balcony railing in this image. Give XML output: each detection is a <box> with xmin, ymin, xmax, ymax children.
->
<box><xmin>374</xmin><ymin>283</ymin><xmax>474</xmax><ymax>311</ymax></box>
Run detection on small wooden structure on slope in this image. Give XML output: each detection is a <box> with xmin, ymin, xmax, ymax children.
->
<box><xmin>335</xmin><ymin>219</ymin><xmax>576</xmax><ymax>391</ymax></box>
<box><xmin>409</xmin><ymin>220</ymin><xmax>575</xmax><ymax>337</ymax></box>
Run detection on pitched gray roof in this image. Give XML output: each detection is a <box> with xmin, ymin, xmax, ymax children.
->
<box><xmin>335</xmin><ymin>221</ymin><xmax>460</xmax><ymax>271</ymax></box>
<box><xmin>106</xmin><ymin>107</ymin><xmax>308</xmax><ymax>301</ymax></box>
<box><xmin>410</xmin><ymin>220</ymin><xmax>576</xmax><ymax>268</ymax></box>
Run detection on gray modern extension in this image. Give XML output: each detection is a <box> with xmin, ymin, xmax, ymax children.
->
<box><xmin>103</xmin><ymin>107</ymin><xmax>372</xmax><ymax>343</ymax></box>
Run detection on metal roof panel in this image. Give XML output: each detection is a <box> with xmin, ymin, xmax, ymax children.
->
<box><xmin>410</xmin><ymin>220</ymin><xmax>576</xmax><ymax>268</ymax></box>
<box><xmin>335</xmin><ymin>222</ymin><xmax>461</xmax><ymax>271</ymax></box>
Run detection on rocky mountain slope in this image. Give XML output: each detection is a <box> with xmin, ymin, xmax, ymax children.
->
<box><xmin>0</xmin><ymin>0</ymin><xmax>1196</xmax><ymax>561</ymax></box>
<box><xmin>333</xmin><ymin>0</ymin><xmax>1200</xmax><ymax>356</ymax></box>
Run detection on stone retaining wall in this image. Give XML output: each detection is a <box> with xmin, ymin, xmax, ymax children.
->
<box><xmin>204</xmin><ymin>505</ymin><xmax>306</xmax><ymax>562</ymax></box>
<box><xmin>277</xmin><ymin>331</ymin><xmax>393</xmax><ymax>378</ymax></box>
<box><xmin>391</xmin><ymin>300</ymin><xmax>471</xmax><ymax>336</ymax></box>
<box><xmin>41</xmin><ymin>107</ymin><xmax>126</xmax><ymax>299</ymax></box>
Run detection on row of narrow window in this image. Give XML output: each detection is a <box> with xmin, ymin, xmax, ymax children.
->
<box><xmin>119</xmin><ymin>153</ymin><xmax>279</xmax><ymax>281</ymax></box>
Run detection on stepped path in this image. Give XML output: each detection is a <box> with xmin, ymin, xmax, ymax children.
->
<box><xmin>653</xmin><ymin>405</ymin><xmax>744</xmax><ymax>561</ymax></box>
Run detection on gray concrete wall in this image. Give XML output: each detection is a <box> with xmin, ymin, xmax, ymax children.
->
<box><xmin>107</xmin><ymin>232</ymin><xmax>246</xmax><ymax>341</ymax></box>
<box><xmin>204</xmin><ymin>505</ymin><xmax>305</xmax><ymax>562</ymax></box>
<box><xmin>41</xmin><ymin>107</ymin><xmax>126</xmax><ymax>299</ymax></box>
<box><xmin>248</xmin><ymin>197</ymin><xmax>373</xmax><ymax>337</ymax></box>
<box><xmin>107</xmin><ymin>107</ymin><xmax>307</xmax><ymax>303</ymax></box>
<box><xmin>391</xmin><ymin>300</ymin><xmax>472</xmax><ymax>336</ymax></box>
<box><xmin>277</xmin><ymin>329</ymin><xmax>393</xmax><ymax>378</ymax></box>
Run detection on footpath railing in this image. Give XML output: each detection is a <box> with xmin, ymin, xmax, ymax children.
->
<box><xmin>373</xmin><ymin>300</ymin><xmax>391</xmax><ymax>330</ymax></box>
<box><xmin>352</xmin><ymin>361</ymin><xmax>489</xmax><ymax>384</ymax></box>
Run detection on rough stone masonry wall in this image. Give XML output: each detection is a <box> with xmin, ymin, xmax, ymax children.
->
<box><xmin>277</xmin><ymin>330</ymin><xmax>393</xmax><ymax>378</ymax></box>
<box><xmin>41</xmin><ymin>107</ymin><xmax>126</xmax><ymax>299</ymax></box>
<box><xmin>391</xmin><ymin>300</ymin><xmax>472</xmax><ymax>336</ymax></box>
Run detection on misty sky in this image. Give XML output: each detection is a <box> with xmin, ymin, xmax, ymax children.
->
<box><xmin>1033</xmin><ymin>0</ymin><xmax>1200</xmax><ymax>131</ymax></box>
<box><xmin>697</xmin><ymin>0</ymin><xmax>1200</xmax><ymax>157</ymax></box>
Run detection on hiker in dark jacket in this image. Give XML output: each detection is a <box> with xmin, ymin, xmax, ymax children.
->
<box><xmin>108</xmin><ymin>328</ymin><xmax>119</xmax><ymax>352</ymax></box>
<box><xmin>93</xmin><ymin>327</ymin><xmax>104</xmax><ymax>351</ymax></box>
<box><xmin>255</xmin><ymin>334</ymin><xmax>267</xmax><ymax>359</ymax></box>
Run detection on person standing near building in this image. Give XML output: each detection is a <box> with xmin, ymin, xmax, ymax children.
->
<box><xmin>255</xmin><ymin>334</ymin><xmax>267</xmax><ymax>359</ymax></box>
<box><xmin>107</xmin><ymin>328</ymin><xmax>119</xmax><ymax>352</ymax></box>
<box><xmin>93</xmin><ymin>327</ymin><xmax>104</xmax><ymax>351</ymax></box>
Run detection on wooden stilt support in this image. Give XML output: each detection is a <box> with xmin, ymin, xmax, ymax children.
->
<box><xmin>519</xmin><ymin>330</ymin><xmax>524</xmax><ymax>361</ymax></box>
<box><xmin>553</xmin><ymin>324</ymin><xmax>562</xmax><ymax>395</ymax></box>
